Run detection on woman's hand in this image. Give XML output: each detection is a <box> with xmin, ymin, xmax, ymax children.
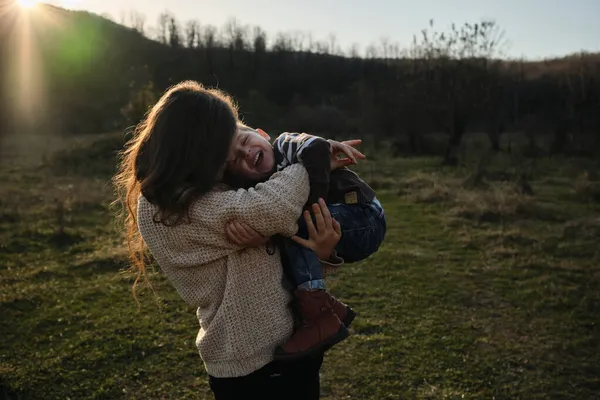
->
<box><xmin>226</xmin><ymin>220</ymin><xmax>270</xmax><ymax>247</ymax></box>
<box><xmin>291</xmin><ymin>198</ymin><xmax>341</xmax><ymax>260</ymax></box>
<box><xmin>328</xmin><ymin>139</ymin><xmax>366</xmax><ymax>170</ymax></box>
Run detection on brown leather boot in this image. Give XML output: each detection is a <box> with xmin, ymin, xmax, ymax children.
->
<box><xmin>326</xmin><ymin>293</ymin><xmax>357</xmax><ymax>328</ymax></box>
<box><xmin>274</xmin><ymin>289</ymin><xmax>348</xmax><ymax>360</ymax></box>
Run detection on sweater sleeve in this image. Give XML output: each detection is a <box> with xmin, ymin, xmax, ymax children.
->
<box><xmin>190</xmin><ymin>163</ymin><xmax>310</xmax><ymax>239</ymax></box>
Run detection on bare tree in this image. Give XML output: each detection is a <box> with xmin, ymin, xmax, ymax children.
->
<box><xmin>185</xmin><ymin>20</ymin><xmax>200</xmax><ymax>48</ymax></box>
<box><xmin>203</xmin><ymin>25</ymin><xmax>218</xmax><ymax>49</ymax></box>
<box><xmin>314</xmin><ymin>40</ymin><xmax>329</xmax><ymax>54</ymax></box>
<box><xmin>156</xmin><ymin>12</ymin><xmax>170</xmax><ymax>44</ymax></box>
<box><xmin>550</xmin><ymin>56</ymin><xmax>593</xmax><ymax>155</ymax></box>
<box><xmin>290</xmin><ymin>31</ymin><xmax>306</xmax><ymax>52</ymax></box>
<box><xmin>412</xmin><ymin>19</ymin><xmax>507</xmax><ymax>164</ymax></box>
<box><xmin>128</xmin><ymin>11</ymin><xmax>146</xmax><ymax>35</ymax></box>
<box><xmin>365</xmin><ymin>43</ymin><xmax>378</xmax><ymax>58</ymax></box>
<box><xmin>168</xmin><ymin>16</ymin><xmax>181</xmax><ymax>48</ymax></box>
<box><xmin>328</xmin><ymin>33</ymin><xmax>337</xmax><ymax>55</ymax></box>
<box><xmin>223</xmin><ymin>18</ymin><xmax>247</xmax><ymax>51</ymax></box>
<box><xmin>272</xmin><ymin>32</ymin><xmax>292</xmax><ymax>52</ymax></box>
<box><xmin>380</xmin><ymin>36</ymin><xmax>390</xmax><ymax>59</ymax></box>
<box><xmin>306</xmin><ymin>33</ymin><xmax>315</xmax><ymax>52</ymax></box>
<box><xmin>349</xmin><ymin>43</ymin><xmax>360</xmax><ymax>58</ymax></box>
<box><xmin>390</xmin><ymin>43</ymin><xmax>401</xmax><ymax>59</ymax></box>
<box><xmin>252</xmin><ymin>26</ymin><xmax>267</xmax><ymax>53</ymax></box>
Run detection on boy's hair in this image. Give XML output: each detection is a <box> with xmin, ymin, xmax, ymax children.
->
<box><xmin>113</xmin><ymin>80</ymin><xmax>238</xmax><ymax>304</ymax></box>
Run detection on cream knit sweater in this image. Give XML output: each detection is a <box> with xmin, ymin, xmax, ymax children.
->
<box><xmin>137</xmin><ymin>164</ymin><xmax>310</xmax><ymax>378</ymax></box>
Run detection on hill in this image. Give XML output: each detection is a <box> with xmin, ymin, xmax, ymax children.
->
<box><xmin>0</xmin><ymin>3</ymin><xmax>599</xmax><ymax>163</ymax></box>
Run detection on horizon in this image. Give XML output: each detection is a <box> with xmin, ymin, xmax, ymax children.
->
<box><xmin>37</xmin><ymin>0</ymin><xmax>600</xmax><ymax>61</ymax></box>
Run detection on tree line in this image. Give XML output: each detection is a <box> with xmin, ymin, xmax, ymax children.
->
<box><xmin>1</xmin><ymin>5</ymin><xmax>599</xmax><ymax>163</ymax></box>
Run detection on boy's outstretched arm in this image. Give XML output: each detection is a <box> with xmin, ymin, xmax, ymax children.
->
<box><xmin>276</xmin><ymin>133</ymin><xmax>331</xmax><ymax>206</ymax></box>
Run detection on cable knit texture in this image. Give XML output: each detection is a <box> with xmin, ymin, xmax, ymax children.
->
<box><xmin>137</xmin><ymin>164</ymin><xmax>310</xmax><ymax>378</ymax></box>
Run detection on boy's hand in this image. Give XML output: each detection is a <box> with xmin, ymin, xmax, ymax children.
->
<box><xmin>226</xmin><ymin>220</ymin><xmax>270</xmax><ymax>247</ymax></box>
<box><xmin>328</xmin><ymin>139</ymin><xmax>366</xmax><ymax>169</ymax></box>
<box><xmin>291</xmin><ymin>199</ymin><xmax>342</xmax><ymax>260</ymax></box>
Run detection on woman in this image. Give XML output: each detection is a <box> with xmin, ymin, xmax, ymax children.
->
<box><xmin>114</xmin><ymin>81</ymin><xmax>359</xmax><ymax>399</ymax></box>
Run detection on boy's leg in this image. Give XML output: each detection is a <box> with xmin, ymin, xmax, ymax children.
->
<box><xmin>281</xmin><ymin>216</ymin><xmax>357</xmax><ymax>328</ymax></box>
<box><xmin>274</xmin><ymin>220</ymin><xmax>348</xmax><ymax>360</ymax></box>
<box><xmin>281</xmin><ymin>227</ymin><xmax>326</xmax><ymax>290</ymax></box>
<box><xmin>328</xmin><ymin>198</ymin><xmax>387</xmax><ymax>263</ymax></box>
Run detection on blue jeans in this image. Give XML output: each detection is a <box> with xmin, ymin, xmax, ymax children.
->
<box><xmin>282</xmin><ymin>198</ymin><xmax>386</xmax><ymax>290</ymax></box>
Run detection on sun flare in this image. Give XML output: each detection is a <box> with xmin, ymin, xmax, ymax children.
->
<box><xmin>17</xmin><ymin>0</ymin><xmax>40</xmax><ymax>8</ymax></box>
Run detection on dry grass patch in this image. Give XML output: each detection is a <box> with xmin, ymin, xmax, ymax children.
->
<box><xmin>450</xmin><ymin>182</ymin><xmax>533</xmax><ymax>223</ymax></box>
<box><xmin>573</xmin><ymin>171</ymin><xmax>600</xmax><ymax>203</ymax></box>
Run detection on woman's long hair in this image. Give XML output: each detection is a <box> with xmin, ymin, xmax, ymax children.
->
<box><xmin>113</xmin><ymin>81</ymin><xmax>238</xmax><ymax>303</ymax></box>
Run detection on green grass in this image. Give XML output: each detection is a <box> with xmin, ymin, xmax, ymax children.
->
<box><xmin>1</xmin><ymin>135</ymin><xmax>599</xmax><ymax>399</ymax></box>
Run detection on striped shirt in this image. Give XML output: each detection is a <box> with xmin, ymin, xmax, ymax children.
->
<box><xmin>272</xmin><ymin>132</ymin><xmax>376</xmax><ymax>206</ymax></box>
<box><xmin>273</xmin><ymin>133</ymin><xmax>331</xmax><ymax>206</ymax></box>
<box><xmin>274</xmin><ymin>133</ymin><xmax>328</xmax><ymax>171</ymax></box>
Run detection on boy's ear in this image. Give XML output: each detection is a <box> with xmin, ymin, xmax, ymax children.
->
<box><xmin>256</xmin><ymin>128</ymin><xmax>270</xmax><ymax>140</ymax></box>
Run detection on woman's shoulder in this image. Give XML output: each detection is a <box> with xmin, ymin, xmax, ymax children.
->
<box><xmin>137</xmin><ymin>195</ymin><xmax>154</xmax><ymax>213</ymax></box>
<box><xmin>136</xmin><ymin>196</ymin><xmax>159</xmax><ymax>227</ymax></box>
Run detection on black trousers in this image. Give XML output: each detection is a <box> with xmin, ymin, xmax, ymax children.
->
<box><xmin>209</xmin><ymin>353</ymin><xmax>324</xmax><ymax>400</ymax></box>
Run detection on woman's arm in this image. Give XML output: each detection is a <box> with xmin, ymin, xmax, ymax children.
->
<box><xmin>226</xmin><ymin>199</ymin><xmax>344</xmax><ymax>266</ymax></box>
<box><xmin>190</xmin><ymin>163</ymin><xmax>310</xmax><ymax>239</ymax></box>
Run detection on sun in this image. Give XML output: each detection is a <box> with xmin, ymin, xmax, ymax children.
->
<box><xmin>17</xmin><ymin>0</ymin><xmax>40</xmax><ymax>8</ymax></box>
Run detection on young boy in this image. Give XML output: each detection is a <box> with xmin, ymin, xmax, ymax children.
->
<box><xmin>224</xmin><ymin>124</ymin><xmax>386</xmax><ymax>359</ymax></box>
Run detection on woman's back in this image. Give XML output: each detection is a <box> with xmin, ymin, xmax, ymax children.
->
<box><xmin>137</xmin><ymin>164</ymin><xmax>310</xmax><ymax>378</ymax></box>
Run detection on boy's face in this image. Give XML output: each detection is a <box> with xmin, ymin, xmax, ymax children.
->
<box><xmin>226</xmin><ymin>125</ymin><xmax>275</xmax><ymax>181</ymax></box>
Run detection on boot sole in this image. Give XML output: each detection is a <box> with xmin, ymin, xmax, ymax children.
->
<box><xmin>343</xmin><ymin>307</ymin><xmax>357</xmax><ymax>328</ymax></box>
<box><xmin>273</xmin><ymin>325</ymin><xmax>349</xmax><ymax>361</ymax></box>
<box><xmin>322</xmin><ymin>309</ymin><xmax>357</xmax><ymax>353</ymax></box>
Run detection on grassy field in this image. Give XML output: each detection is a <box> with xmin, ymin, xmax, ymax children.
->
<box><xmin>1</xmin><ymin>133</ymin><xmax>599</xmax><ymax>399</ymax></box>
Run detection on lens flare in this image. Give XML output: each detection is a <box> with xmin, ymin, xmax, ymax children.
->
<box><xmin>2</xmin><ymin>0</ymin><xmax>68</xmax><ymax>131</ymax></box>
<box><xmin>17</xmin><ymin>0</ymin><xmax>40</xmax><ymax>9</ymax></box>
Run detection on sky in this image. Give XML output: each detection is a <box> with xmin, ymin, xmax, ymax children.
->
<box><xmin>48</xmin><ymin>0</ymin><xmax>599</xmax><ymax>60</ymax></box>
